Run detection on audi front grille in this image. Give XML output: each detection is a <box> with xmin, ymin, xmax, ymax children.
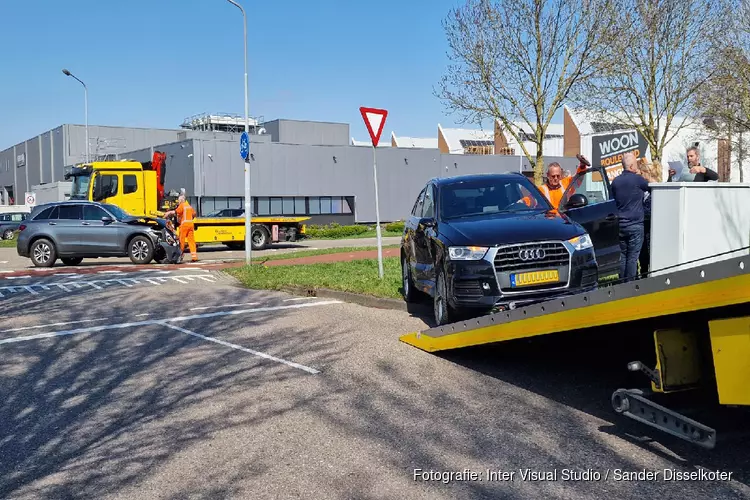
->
<box><xmin>493</xmin><ymin>241</ymin><xmax>570</xmax><ymax>273</ymax></box>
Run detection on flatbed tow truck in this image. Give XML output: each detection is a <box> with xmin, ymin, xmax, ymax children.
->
<box><xmin>65</xmin><ymin>152</ymin><xmax>309</xmax><ymax>250</ymax></box>
<box><xmin>400</xmin><ymin>250</ymin><xmax>750</xmax><ymax>449</ymax></box>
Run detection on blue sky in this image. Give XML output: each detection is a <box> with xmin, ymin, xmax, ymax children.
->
<box><xmin>0</xmin><ymin>0</ymin><xmax>504</xmax><ymax>148</ymax></box>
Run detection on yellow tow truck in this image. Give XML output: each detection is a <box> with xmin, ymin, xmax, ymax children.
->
<box><xmin>65</xmin><ymin>152</ymin><xmax>309</xmax><ymax>250</ymax></box>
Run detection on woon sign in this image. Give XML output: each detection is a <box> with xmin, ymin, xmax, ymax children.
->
<box><xmin>591</xmin><ymin>130</ymin><xmax>648</xmax><ymax>181</ymax></box>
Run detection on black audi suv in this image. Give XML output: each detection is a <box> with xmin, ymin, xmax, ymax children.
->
<box><xmin>401</xmin><ymin>169</ymin><xmax>621</xmax><ymax>326</ymax></box>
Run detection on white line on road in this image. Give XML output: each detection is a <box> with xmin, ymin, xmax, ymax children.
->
<box><xmin>6</xmin><ymin>276</ymin><xmax>31</xmax><ymax>280</ymax></box>
<box><xmin>0</xmin><ymin>318</ymin><xmax>106</xmax><ymax>333</ymax></box>
<box><xmin>161</xmin><ymin>322</ymin><xmax>319</xmax><ymax>374</ymax></box>
<box><xmin>0</xmin><ymin>300</ymin><xmax>341</xmax><ymax>347</ymax></box>
<box><xmin>23</xmin><ymin>286</ymin><xmax>39</xmax><ymax>295</ymax></box>
<box><xmin>98</xmin><ymin>270</ymin><xmax>125</xmax><ymax>274</ymax></box>
<box><xmin>53</xmin><ymin>273</ymin><xmax>78</xmax><ymax>277</ymax></box>
<box><xmin>189</xmin><ymin>302</ymin><xmax>260</xmax><ymax>311</ymax></box>
<box><xmin>135</xmin><ymin>313</ymin><xmax>150</xmax><ymax>317</ymax></box>
<box><xmin>283</xmin><ymin>297</ymin><xmax>317</xmax><ymax>302</ymax></box>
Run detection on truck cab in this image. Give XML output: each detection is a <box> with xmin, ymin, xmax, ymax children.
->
<box><xmin>67</xmin><ymin>157</ymin><xmax>165</xmax><ymax>217</ymax></box>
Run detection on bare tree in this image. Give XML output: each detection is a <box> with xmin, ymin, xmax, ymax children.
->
<box><xmin>576</xmin><ymin>0</ymin><xmax>729</xmax><ymax>163</ymax></box>
<box><xmin>436</xmin><ymin>0</ymin><xmax>620</xmax><ymax>184</ymax></box>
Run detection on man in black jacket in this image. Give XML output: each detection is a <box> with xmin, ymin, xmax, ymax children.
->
<box><xmin>611</xmin><ymin>152</ymin><xmax>651</xmax><ymax>281</ymax></box>
<box><xmin>668</xmin><ymin>146</ymin><xmax>719</xmax><ymax>182</ymax></box>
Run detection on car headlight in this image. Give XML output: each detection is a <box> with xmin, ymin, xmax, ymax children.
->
<box><xmin>448</xmin><ymin>246</ymin><xmax>488</xmax><ymax>260</ymax></box>
<box><xmin>568</xmin><ymin>234</ymin><xmax>593</xmax><ymax>251</ymax></box>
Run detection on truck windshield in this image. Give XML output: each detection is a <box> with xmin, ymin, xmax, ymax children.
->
<box><xmin>70</xmin><ymin>174</ymin><xmax>91</xmax><ymax>200</ymax></box>
<box><xmin>440</xmin><ymin>178</ymin><xmax>552</xmax><ymax>220</ymax></box>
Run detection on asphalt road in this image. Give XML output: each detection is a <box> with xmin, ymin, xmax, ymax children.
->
<box><xmin>1</xmin><ymin>272</ymin><xmax>749</xmax><ymax>499</ymax></box>
<box><xmin>0</xmin><ymin>236</ymin><xmax>402</xmax><ymax>273</ymax></box>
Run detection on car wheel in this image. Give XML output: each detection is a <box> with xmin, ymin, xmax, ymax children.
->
<box><xmin>250</xmin><ymin>225</ymin><xmax>270</xmax><ymax>251</ymax></box>
<box><xmin>2</xmin><ymin>229</ymin><xmax>14</xmax><ymax>240</ymax></box>
<box><xmin>401</xmin><ymin>255</ymin><xmax>418</xmax><ymax>302</ymax></box>
<box><xmin>61</xmin><ymin>257</ymin><xmax>84</xmax><ymax>266</ymax></box>
<box><xmin>433</xmin><ymin>270</ymin><xmax>454</xmax><ymax>326</ymax></box>
<box><xmin>30</xmin><ymin>238</ymin><xmax>57</xmax><ymax>268</ymax></box>
<box><xmin>128</xmin><ymin>235</ymin><xmax>154</xmax><ymax>265</ymax></box>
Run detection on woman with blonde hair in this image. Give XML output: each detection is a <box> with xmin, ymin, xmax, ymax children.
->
<box><xmin>636</xmin><ymin>157</ymin><xmax>660</xmax><ymax>274</ymax></box>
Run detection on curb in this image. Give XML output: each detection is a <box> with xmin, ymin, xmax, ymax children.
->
<box><xmin>278</xmin><ymin>285</ymin><xmax>411</xmax><ymax>311</ymax></box>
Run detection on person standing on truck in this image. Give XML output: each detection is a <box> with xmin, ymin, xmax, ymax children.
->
<box><xmin>611</xmin><ymin>152</ymin><xmax>651</xmax><ymax>281</ymax></box>
<box><xmin>164</xmin><ymin>193</ymin><xmax>198</xmax><ymax>262</ymax></box>
<box><xmin>668</xmin><ymin>146</ymin><xmax>719</xmax><ymax>182</ymax></box>
<box><xmin>537</xmin><ymin>158</ymin><xmax>589</xmax><ymax>209</ymax></box>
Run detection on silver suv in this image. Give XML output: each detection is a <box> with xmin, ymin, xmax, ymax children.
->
<box><xmin>16</xmin><ymin>201</ymin><xmax>166</xmax><ymax>267</ymax></box>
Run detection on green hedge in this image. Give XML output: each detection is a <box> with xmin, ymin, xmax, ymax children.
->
<box><xmin>304</xmin><ymin>221</ymin><xmax>405</xmax><ymax>238</ymax></box>
<box><xmin>305</xmin><ymin>222</ymin><xmax>370</xmax><ymax>238</ymax></box>
<box><xmin>385</xmin><ymin>220</ymin><xmax>405</xmax><ymax>233</ymax></box>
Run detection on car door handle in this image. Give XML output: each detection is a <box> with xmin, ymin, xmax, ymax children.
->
<box><xmin>605</xmin><ymin>214</ymin><xmax>617</xmax><ymax>221</ymax></box>
<box><xmin>48</xmin><ymin>222</ymin><xmax>57</xmax><ymax>225</ymax></box>
<box><xmin>81</xmin><ymin>222</ymin><xmax>91</xmax><ymax>225</ymax></box>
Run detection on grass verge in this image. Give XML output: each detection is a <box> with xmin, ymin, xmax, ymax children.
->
<box><xmin>228</xmin><ymin>256</ymin><xmax>403</xmax><ymax>299</ymax></box>
<box><xmin>252</xmin><ymin>245</ymin><xmax>399</xmax><ymax>262</ymax></box>
<box><xmin>0</xmin><ymin>239</ymin><xmax>16</xmax><ymax>248</ymax></box>
<box><xmin>309</xmin><ymin>230</ymin><xmax>402</xmax><ymax>240</ymax></box>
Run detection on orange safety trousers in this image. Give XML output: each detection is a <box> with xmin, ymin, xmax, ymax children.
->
<box><xmin>179</xmin><ymin>222</ymin><xmax>197</xmax><ymax>261</ymax></box>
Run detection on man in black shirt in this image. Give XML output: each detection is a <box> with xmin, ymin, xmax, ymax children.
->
<box><xmin>611</xmin><ymin>152</ymin><xmax>651</xmax><ymax>281</ymax></box>
<box><xmin>668</xmin><ymin>146</ymin><xmax>719</xmax><ymax>182</ymax></box>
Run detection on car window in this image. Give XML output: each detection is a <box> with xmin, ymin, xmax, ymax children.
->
<box><xmin>440</xmin><ymin>178</ymin><xmax>550</xmax><ymax>220</ymax></box>
<box><xmin>123</xmin><ymin>174</ymin><xmax>138</xmax><ymax>195</ymax></box>
<box><xmin>423</xmin><ymin>185</ymin><xmax>435</xmax><ymax>218</ymax></box>
<box><xmin>34</xmin><ymin>206</ymin><xmax>58</xmax><ymax>220</ymax></box>
<box><xmin>0</xmin><ymin>214</ymin><xmax>7</xmax><ymax>221</ymax></box>
<box><xmin>561</xmin><ymin>169</ymin><xmax>610</xmax><ymax>208</ymax></box>
<box><xmin>58</xmin><ymin>205</ymin><xmax>82</xmax><ymax>220</ymax></box>
<box><xmin>101</xmin><ymin>204</ymin><xmax>130</xmax><ymax>220</ymax></box>
<box><xmin>84</xmin><ymin>205</ymin><xmax>109</xmax><ymax>221</ymax></box>
<box><xmin>11</xmin><ymin>213</ymin><xmax>27</xmax><ymax>221</ymax></box>
<box><xmin>412</xmin><ymin>188</ymin><xmax>426</xmax><ymax>217</ymax></box>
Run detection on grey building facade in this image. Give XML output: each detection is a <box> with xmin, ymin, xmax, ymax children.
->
<box><xmin>1</xmin><ymin>119</ymin><xmax>579</xmax><ymax>225</ymax></box>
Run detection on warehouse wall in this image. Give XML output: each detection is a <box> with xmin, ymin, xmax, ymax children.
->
<box><xmin>263</xmin><ymin>119</ymin><xmax>349</xmax><ymax>146</ymax></box>
<box><xmin>63</xmin><ymin>125</ymin><xmax>185</xmax><ymax>165</ymax></box>
<box><xmin>174</xmin><ymin>137</ymin><xmax>579</xmax><ymax>223</ymax></box>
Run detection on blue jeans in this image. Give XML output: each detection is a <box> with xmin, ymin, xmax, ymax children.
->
<box><xmin>619</xmin><ymin>223</ymin><xmax>644</xmax><ymax>281</ymax></box>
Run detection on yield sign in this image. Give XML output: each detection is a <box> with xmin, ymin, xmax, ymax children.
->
<box><xmin>359</xmin><ymin>107</ymin><xmax>388</xmax><ymax>147</ymax></box>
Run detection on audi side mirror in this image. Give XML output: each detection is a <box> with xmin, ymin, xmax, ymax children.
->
<box><xmin>419</xmin><ymin>217</ymin><xmax>436</xmax><ymax>228</ymax></box>
<box><xmin>565</xmin><ymin>193</ymin><xmax>588</xmax><ymax>210</ymax></box>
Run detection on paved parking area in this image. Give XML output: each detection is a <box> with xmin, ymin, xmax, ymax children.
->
<box><xmin>1</xmin><ymin>275</ymin><xmax>749</xmax><ymax>499</ymax></box>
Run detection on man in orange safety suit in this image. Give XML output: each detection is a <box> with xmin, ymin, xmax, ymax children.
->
<box><xmin>537</xmin><ymin>158</ymin><xmax>589</xmax><ymax>209</ymax></box>
<box><xmin>165</xmin><ymin>193</ymin><xmax>198</xmax><ymax>262</ymax></box>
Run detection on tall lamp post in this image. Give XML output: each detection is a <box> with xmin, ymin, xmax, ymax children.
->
<box><xmin>62</xmin><ymin>69</ymin><xmax>89</xmax><ymax>163</ymax></box>
<box><xmin>225</xmin><ymin>0</ymin><xmax>252</xmax><ymax>265</ymax></box>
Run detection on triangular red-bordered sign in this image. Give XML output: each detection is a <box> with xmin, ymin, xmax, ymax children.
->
<box><xmin>359</xmin><ymin>107</ymin><xmax>388</xmax><ymax>147</ymax></box>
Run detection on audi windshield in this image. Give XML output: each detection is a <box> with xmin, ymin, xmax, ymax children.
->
<box><xmin>439</xmin><ymin>178</ymin><xmax>551</xmax><ymax>220</ymax></box>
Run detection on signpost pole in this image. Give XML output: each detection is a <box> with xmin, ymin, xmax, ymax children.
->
<box><xmin>359</xmin><ymin>106</ymin><xmax>388</xmax><ymax>280</ymax></box>
<box><xmin>372</xmin><ymin>146</ymin><xmax>384</xmax><ymax>279</ymax></box>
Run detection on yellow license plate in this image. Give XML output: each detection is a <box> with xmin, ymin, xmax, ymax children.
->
<box><xmin>510</xmin><ymin>270</ymin><xmax>559</xmax><ymax>287</ymax></box>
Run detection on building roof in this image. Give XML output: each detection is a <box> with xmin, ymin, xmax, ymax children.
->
<box><xmin>351</xmin><ymin>138</ymin><xmax>390</xmax><ymax>147</ymax></box>
<box><xmin>391</xmin><ymin>132</ymin><xmax>438</xmax><ymax>149</ymax></box>
<box><xmin>496</xmin><ymin>120</ymin><xmax>564</xmax><ymax>140</ymax></box>
<box><xmin>438</xmin><ymin>125</ymin><xmax>495</xmax><ymax>154</ymax></box>
<box><xmin>564</xmin><ymin>105</ymin><xmax>702</xmax><ymax>136</ymax></box>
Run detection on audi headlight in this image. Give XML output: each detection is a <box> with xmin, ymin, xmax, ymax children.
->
<box><xmin>568</xmin><ymin>234</ymin><xmax>593</xmax><ymax>251</ymax></box>
<box><xmin>448</xmin><ymin>246</ymin><xmax>488</xmax><ymax>260</ymax></box>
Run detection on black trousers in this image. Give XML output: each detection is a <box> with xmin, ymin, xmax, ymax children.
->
<box><xmin>638</xmin><ymin>217</ymin><xmax>651</xmax><ymax>276</ymax></box>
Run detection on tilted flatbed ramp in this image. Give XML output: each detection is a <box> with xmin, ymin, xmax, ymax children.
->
<box><xmin>399</xmin><ymin>255</ymin><xmax>749</xmax><ymax>353</ymax></box>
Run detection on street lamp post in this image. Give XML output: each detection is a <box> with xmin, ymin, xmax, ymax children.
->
<box><xmin>225</xmin><ymin>0</ymin><xmax>252</xmax><ymax>265</ymax></box>
<box><xmin>62</xmin><ymin>69</ymin><xmax>89</xmax><ymax>163</ymax></box>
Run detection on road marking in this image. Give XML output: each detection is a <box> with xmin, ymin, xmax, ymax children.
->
<box><xmin>98</xmin><ymin>270</ymin><xmax>125</xmax><ymax>274</ymax></box>
<box><xmin>0</xmin><ymin>260</ymin><xmax>8</xmax><ymax>264</ymax></box>
<box><xmin>0</xmin><ymin>274</ymin><xmax>216</xmax><ymax>297</ymax></box>
<box><xmin>0</xmin><ymin>318</ymin><xmax>105</xmax><ymax>333</ymax></box>
<box><xmin>6</xmin><ymin>276</ymin><xmax>31</xmax><ymax>280</ymax></box>
<box><xmin>161</xmin><ymin>322</ymin><xmax>319</xmax><ymax>374</ymax></box>
<box><xmin>117</xmin><ymin>279</ymin><xmax>134</xmax><ymax>288</ymax></box>
<box><xmin>87</xmin><ymin>281</ymin><xmax>103</xmax><ymax>290</ymax></box>
<box><xmin>284</xmin><ymin>297</ymin><xmax>317</xmax><ymax>302</ymax></box>
<box><xmin>23</xmin><ymin>286</ymin><xmax>39</xmax><ymax>295</ymax></box>
<box><xmin>136</xmin><ymin>313</ymin><xmax>150</xmax><ymax>317</ymax></box>
<box><xmin>189</xmin><ymin>302</ymin><xmax>260</xmax><ymax>311</ymax></box>
<box><xmin>53</xmin><ymin>273</ymin><xmax>78</xmax><ymax>277</ymax></box>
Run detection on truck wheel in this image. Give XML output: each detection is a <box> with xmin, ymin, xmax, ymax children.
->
<box><xmin>2</xmin><ymin>229</ymin><xmax>14</xmax><ymax>240</ymax></box>
<box><xmin>128</xmin><ymin>235</ymin><xmax>154</xmax><ymax>265</ymax></box>
<box><xmin>30</xmin><ymin>238</ymin><xmax>57</xmax><ymax>268</ymax></box>
<box><xmin>250</xmin><ymin>225</ymin><xmax>270</xmax><ymax>250</ymax></box>
<box><xmin>61</xmin><ymin>257</ymin><xmax>84</xmax><ymax>266</ymax></box>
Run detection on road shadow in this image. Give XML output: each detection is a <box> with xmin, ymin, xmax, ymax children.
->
<box><xmin>0</xmin><ymin>288</ymin><xmax>346</xmax><ymax>499</ymax></box>
<box><xmin>434</xmin><ymin>312</ymin><xmax>750</xmax><ymax>488</ymax></box>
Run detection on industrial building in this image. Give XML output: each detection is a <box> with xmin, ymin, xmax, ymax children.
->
<box><xmin>3</xmin><ymin>108</ymin><xmax>743</xmax><ymax>225</ymax></box>
<box><xmin>0</xmin><ymin>114</ymin><xmax>576</xmax><ymax>224</ymax></box>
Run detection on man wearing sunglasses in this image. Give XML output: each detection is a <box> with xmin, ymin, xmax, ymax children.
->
<box><xmin>538</xmin><ymin>159</ymin><xmax>588</xmax><ymax>209</ymax></box>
